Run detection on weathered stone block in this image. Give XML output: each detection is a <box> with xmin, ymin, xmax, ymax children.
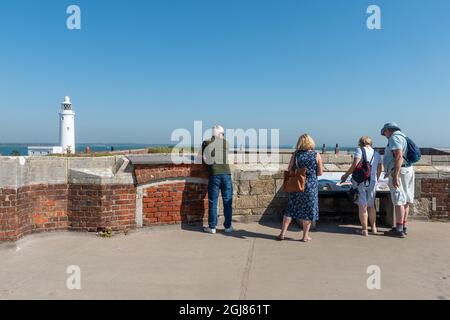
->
<box><xmin>410</xmin><ymin>198</ymin><xmax>431</xmax><ymax>218</ymax></box>
<box><xmin>232</xmin><ymin>182</ymin><xmax>239</xmax><ymax>195</ymax></box>
<box><xmin>26</xmin><ymin>158</ymin><xmax>67</xmax><ymax>186</ymax></box>
<box><xmin>415</xmin><ymin>173</ymin><xmax>439</xmax><ymax>179</ymax></box>
<box><xmin>236</xmin><ymin>171</ymin><xmax>260</xmax><ymax>181</ymax></box>
<box><xmin>321</xmin><ymin>154</ymin><xmax>353</xmax><ymax>164</ymax></box>
<box><xmin>257</xmin><ymin>195</ymin><xmax>274</xmax><ymax>208</ymax></box>
<box><xmin>414</xmin><ymin>166</ymin><xmax>438</xmax><ymax>174</ymax></box>
<box><xmin>0</xmin><ymin>158</ymin><xmax>20</xmax><ymax>188</ymax></box>
<box><xmin>258</xmin><ymin>174</ymin><xmax>273</xmax><ymax>180</ymax></box>
<box><xmin>249</xmin><ymin>180</ymin><xmax>275</xmax><ymax>195</ymax></box>
<box><xmin>434</xmin><ymin>166</ymin><xmax>450</xmax><ymax>179</ymax></box>
<box><xmin>432</xmin><ymin>155</ymin><xmax>450</xmax><ymax>163</ymax></box>
<box><xmin>257</xmin><ymin>195</ymin><xmax>286</xmax><ymax>208</ymax></box>
<box><xmin>258</xmin><ymin>154</ymin><xmax>281</xmax><ymax>165</ymax></box>
<box><xmin>415</xmin><ymin>156</ymin><xmax>432</xmax><ymax>166</ymax></box>
<box><xmin>281</xmin><ymin>153</ymin><xmax>293</xmax><ymax>164</ymax></box>
<box><xmin>324</xmin><ymin>164</ymin><xmax>340</xmax><ymax>172</ymax></box>
<box><xmin>438</xmin><ymin>171</ymin><xmax>450</xmax><ymax>178</ymax></box>
<box><xmin>234</xmin><ymin>195</ymin><xmax>257</xmax><ymax>209</ymax></box>
<box><xmin>237</xmin><ymin>181</ymin><xmax>250</xmax><ymax>195</ymax></box>
<box><xmin>232</xmin><ymin>215</ymin><xmax>264</xmax><ymax>223</ymax></box>
<box><xmin>233</xmin><ymin>209</ymin><xmax>252</xmax><ymax>216</ymax></box>
<box><xmin>415</xmin><ymin>179</ymin><xmax>421</xmax><ymax>198</ymax></box>
<box><xmin>275</xmin><ymin>179</ymin><xmax>283</xmax><ymax>192</ymax></box>
<box><xmin>274</xmin><ymin>179</ymin><xmax>288</xmax><ymax>198</ymax></box>
<box><xmin>337</xmin><ymin>164</ymin><xmax>351</xmax><ymax>171</ymax></box>
<box><xmin>251</xmin><ymin>207</ymin><xmax>281</xmax><ymax>216</ymax></box>
<box><xmin>272</xmin><ymin>171</ymin><xmax>284</xmax><ymax>179</ymax></box>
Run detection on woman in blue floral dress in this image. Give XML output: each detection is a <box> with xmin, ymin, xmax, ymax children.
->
<box><xmin>279</xmin><ymin>134</ymin><xmax>324</xmax><ymax>242</ymax></box>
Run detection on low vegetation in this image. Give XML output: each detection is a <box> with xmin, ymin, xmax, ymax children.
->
<box><xmin>147</xmin><ymin>146</ymin><xmax>197</xmax><ymax>154</ymax></box>
<box><xmin>48</xmin><ymin>152</ymin><xmax>113</xmax><ymax>158</ymax></box>
<box><xmin>146</xmin><ymin>146</ymin><xmax>175</xmax><ymax>154</ymax></box>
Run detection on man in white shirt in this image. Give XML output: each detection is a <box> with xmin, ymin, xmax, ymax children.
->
<box><xmin>381</xmin><ymin>122</ymin><xmax>415</xmax><ymax>238</ymax></box>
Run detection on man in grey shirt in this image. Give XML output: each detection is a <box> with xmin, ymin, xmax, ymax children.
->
<box><xmin>381</xmin><ymin>122</ymin><xmax>415</xmax><ymax>238</ymax></box>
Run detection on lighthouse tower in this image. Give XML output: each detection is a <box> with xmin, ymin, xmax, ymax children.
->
<box><xmin>59</xmin><ymin>96</ymin><xmax>76</xmax><ymax>154</ymax></box>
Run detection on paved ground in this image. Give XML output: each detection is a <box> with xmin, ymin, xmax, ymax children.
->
<box><xmin>1</xmin><ymin>221</ymin><xmax>449</xmax><ymax>300</ymax></box>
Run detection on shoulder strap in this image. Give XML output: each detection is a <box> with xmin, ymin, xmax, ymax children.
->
<box><xmin>361</xmin><ymin>147</ymin><xmax>367</xmax><ymax>162</ymax></box>
<box><xmin>392</xmin><ymin>132</ymin><xmax>410</xmax><ymax>163</ymax></box>
<box><xmin>295</xmin><ymin>150</ymin><xmax>305</xmax><ymax>169</ymax></box>
<box><xmin>291</xmin><ymin>150</ymin><xmax>299</xmax><ymax>171</ymax></box>
<box><xmin>369</xmin><ymin>148</ymin><xmax>375</xmax><ymax>165</ymax></box>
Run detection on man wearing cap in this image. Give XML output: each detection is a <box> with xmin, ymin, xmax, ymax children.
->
<box><xmin>202</xmin><ymin>125</ymin><xmax>233</xmax><ymax>234</ymax></box>
<box><xmin>381</xmin><ymin>122</ymin><xmax>415</xmax><ymax>238</ymax></box>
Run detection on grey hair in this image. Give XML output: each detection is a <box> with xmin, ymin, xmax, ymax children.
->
<box><xmin>212</xmin><ymin>125</ymin><xmax>225</xmax><ymax>138</ymax></box>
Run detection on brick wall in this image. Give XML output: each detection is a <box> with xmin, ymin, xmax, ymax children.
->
<box><xmin>0</xmin><ymin>183</ymin><xmax>136</xmax><ymax>241</ymax></box>
<box><xmin>421</xmin><ymin>179</ymin><xmax>450</xmax><ymax>219</ymax></box>
<box><xmin>1</xmin><ymin>158</ymin><xmax>449</xmax><ymax>242</ymax></box>
<box><xmin>68</xmin><ymin>184</ymin><xmax>136</xmax><ymax>232</ymax></box>
<box><xmin>103</xmin><ymin>185</ymin><xmax>136</xmax><ymax>231</ymax></box>
<box><xmin>0</xmin><ymin>189</ymin><xmax>17</xmax><ymax>241</ymax></box>
<box><xmin>18</xmin><ymin>184</ymin><xmax>69</xmax><ymax>235</ymax></box>
<box><xmin>0</xmin><ymin>185</ymin><xmax>69</xmax><ymax>241</ymax></box>
<box><xmin>143</xmin><ymin>182</ymin><xmax>208</xmax><ymax>225</ymax></box>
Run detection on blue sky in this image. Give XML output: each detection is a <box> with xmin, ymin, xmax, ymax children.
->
<box><xmin>0</xmin><ymin>0</ymin><xmax>449</xmax><ymax>147</ymax></box>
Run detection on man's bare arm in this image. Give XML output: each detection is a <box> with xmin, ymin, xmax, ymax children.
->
<box><xmin>377</xmin><ymin>162</ymin><xmax>383</xmax><ymax>181</ymax></box>
<box><xmin>392</xmin><ymin>149</ymin><xmax>403</xmax><ymax>188</ymax></box>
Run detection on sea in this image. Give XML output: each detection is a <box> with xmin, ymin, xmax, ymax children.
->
<box><xmin>0</xmin><ymin>143</ymin><xmax>165</xmax><ymax>156</ymax></box>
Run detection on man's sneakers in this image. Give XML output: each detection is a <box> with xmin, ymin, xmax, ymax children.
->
<box><xmin>203</xmin><ymin>227</ymin><xmax>216</xmax><ymax>234</ymax></box>
<box><xmin>203</xmin><ymin>226</ymin><xmax>233</xmax><ymax>234</ymax></box>
<box><xmin>385</xmin><ymin>228</ymin><xmax>406</xmax><ymax>238</ymax></box>
<box><xmin>224</xmin><ymin>226</ymin><xmax>234</xmax><ymax>233</ymax></box>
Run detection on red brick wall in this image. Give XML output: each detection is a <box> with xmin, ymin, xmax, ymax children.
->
<box><xmin>421</xmin><ymin>178</ymin><xmax>450</xmax><ymax>219</ymax></box>
<box><xmin>68</xmin><ymin>184</ymin><xmax>102</xmax><ymax>232</ymax></box>
<box><xmin>1</xmin><ymin>183</ymin><xmax>136</xmax><ymax>241</ymax></box>
<box><xmin>68</xmin><ymin>184</ymin><xmax>136</xmax><ymax>232</ymax></box>
<box><xmin>3</xmin><ymin>171</ymin><xmax>448</xmax><ymax>242</ymax></box>
<box><xmin>0</xmin><ymin>185</ymin><xmax>69</xmax><ymax>241</ymax></box>
<box><xmin>0</xmin><ymin>189</ymin><xmax>18</xmax><ymax>241</ymax></box>
<box><xmin>143</xmin><ymin>182</ymin><xmax>208</xmax><ymax>225</ymax></box>
<box><xmin>18</xmin><ymin>184</ymin><xmax>69</xmax><ymax>235</ymax></box>
<box><xmin>103</xmin><ymin>185</ymin><xmax>136</xmax><ymax>231</ymax></box>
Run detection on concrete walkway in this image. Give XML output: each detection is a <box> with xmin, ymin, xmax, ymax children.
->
<box><xmin>1</xmin><ymin>221</ymin><xmax>449</xmax><ymax>300</ymax></box>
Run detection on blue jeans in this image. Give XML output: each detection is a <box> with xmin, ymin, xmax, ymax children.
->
<box><xmin>208</xmin><ymin>174</ymin><xmax>233</xmax><ymax>229</ymax></box>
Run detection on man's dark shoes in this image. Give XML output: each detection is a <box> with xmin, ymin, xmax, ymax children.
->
<box><xmin>385</xmin><ymin>228</ymin><xmax>406</xmax><ymax>238</ymax></box>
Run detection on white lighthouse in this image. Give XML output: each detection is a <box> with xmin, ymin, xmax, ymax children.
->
<box><xmin>59</xmin><ymin>96</ymin><xmax>76</xmax><ymax>154</ymax></box>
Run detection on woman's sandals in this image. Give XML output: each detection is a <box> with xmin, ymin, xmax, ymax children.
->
<box><xmin>359</xmin><ymin>229</ymin><xmax>369</xmax><ymax>236</ymax></box>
